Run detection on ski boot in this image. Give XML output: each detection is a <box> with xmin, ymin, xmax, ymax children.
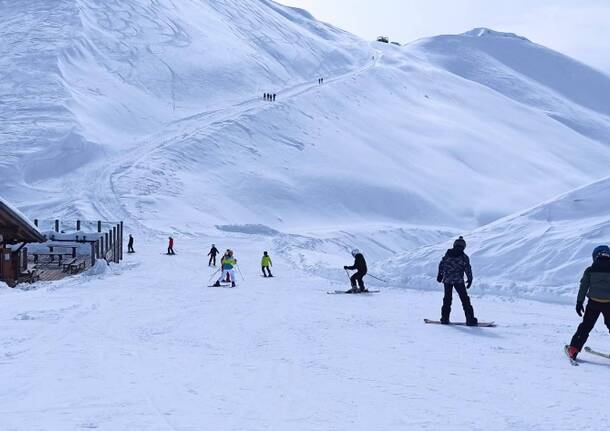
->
<box><xmin>231</xmin><ymin>281</ymin><xmax>236</xmax><ymax>288</ymax></box>
<box><xmin>212</xmin><ymin>281</ymin><xmax>221</xmax><ymax>287</ymax></box>
<box><xmin>359</xmin><ymin>287</ymin><xmax>369</xmax><ymax>293</ymax></box>
<box><xmin>346</xmin><ymin>287</ymin><xmax>359</xmax><ymax>294</ymax></box>
<box><xmin>566</xmin><ymin>345</ymin><xmax>579</xmax><ymax>360</ymax></box>
<box><xmin>466</xmin><ymin>317</ymin><xmax>479</xmax><ymax>327</ymax></box>
<box><xmin>440</xmin><ymin>317</ymin><xmax>450</xmax><ymax>325</ymax></box>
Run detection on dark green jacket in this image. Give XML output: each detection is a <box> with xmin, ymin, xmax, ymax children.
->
<box><xmin>577</xmin><ymin>258</ymin><xmax>610</xmax><ymax>303</ymax></box>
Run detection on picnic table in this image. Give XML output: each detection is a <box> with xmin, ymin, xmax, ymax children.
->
<box><xmin>32</xmin><ymin>252</ymin><xmax>72</xmax><ymax>266</ymax></box>
<box><xmin>61</xmin><ymin>258</ymin><xmax>87</xmax><ymax>274</ymax></box>
<box><xmin>45</xmin><ymin>243</ymin><xmax>79</xmax><ymax>258</ymax></box>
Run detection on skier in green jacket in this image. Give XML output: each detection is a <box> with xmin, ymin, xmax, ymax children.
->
<box><xmin>566</xmin><ymin>245</ymin><xmax>610</xmax><ymax>360</ymax></box>
<box><xmin>261</xmin><ymin>251</ymin><xmax>273</xmax><ymax>277</ymax></box>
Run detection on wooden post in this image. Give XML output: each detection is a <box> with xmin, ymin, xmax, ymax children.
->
<box><xmin>90</xmin><ymin>242</ymin><xmax>95</xmax><ymax>267</ymax></box>
<box><xmin>55</xmin><ymin>220</ymin><xmax>59</xmax><ymax>232</ymax></box>
<box><xmin>97</xmin><ymin>220</ymin><xmax>102</xmax><ymax>233</ymax></box>
<box><xmin>119</xmin><ymin>222</ymin><xmax>123</xmax><ymax>261</ymax></box>
<box><xmin>77</xmin><ymin>220</ymin><xmax>81</xmax><ymax>231</ymax></box>
<box><xmin>104</xmin><ymin>232</ymin><xmax>109</xmax><ymax>259</ymax></box>
<box><xmin>112</xmin><ymin>226</ymin><xmax>119</xmax><ymax>263</ymax></box>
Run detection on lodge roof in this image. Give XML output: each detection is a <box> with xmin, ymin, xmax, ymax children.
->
<box><xmin>0</xmin><ymin>197</ymin><xmax>45</xmax><ymax>244</ymax></box>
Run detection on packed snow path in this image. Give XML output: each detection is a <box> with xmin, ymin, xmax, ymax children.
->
<box><xmin>1</xmin><ymin>237</ymin><xmax>608</xmax><ymax>430</ymax></box>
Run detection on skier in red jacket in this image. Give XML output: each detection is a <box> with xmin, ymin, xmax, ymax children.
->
<box><xmin>167</xmin><ymin>237</ymin><xmax>175</xmax><ymax>255</ymax></box>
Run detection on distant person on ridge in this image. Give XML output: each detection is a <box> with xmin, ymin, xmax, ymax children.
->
<box><xmin>208</xmin><ymin>244</ymin><xmax>220</xmax><ymax>266</ymax></box>
<box><xmin>128</xmin><ymin>234</ymin><xmax>135</xmax><ymax>253</ymax></box>
<box><xmin>213</xmin><ymin>249</ymin><xmax>237</xmax><ymax>287</ymax></box>
<box><xmin>344</xmin><ymin>249</ymin><xmax>368</xmax><ymax>293</ymax></box>
<box><xmin>436</xmin><ymin>236</ymin><xmax>478</xmax><ymax>325</ymax></box>
<box><xmin>261</xmin><ymin>251</ymin><xmax>273</xmax><ymax>277</ymax></box>
<box><xmin>273</xmin><ymin>93</ymin><xmax>276</xmax><ymax>101</ymax></box>
<box><xmin>565</xmin><ymin>245</ymin><xmax>610</xmax><ymax>361</ymax></box>
<box><xmin>167</xmin><ymin>236</ymin><xmax>175</xmax><ymax>255</ymax></box>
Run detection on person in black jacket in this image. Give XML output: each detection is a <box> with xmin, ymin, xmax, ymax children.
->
<box><xmin>208</xmin><ymin>244</ymin><xmax>220</xmax><ymax>266</ymax></box>
<box><xmin>344</xmin><ymin>249</ymin><xmax>368</xmax><ymax>293</ymax></box>
<box><xmin>566</xmin><ymin>245</ymin><xmax>610</xmax><ymax>360</ymax></box>
<box><xmin>127</xmin><ymin>234</ymin><xmax>135</xmax><ymax>253</ymax></box>
<box><xmin>436</xmin><ymin>236</ymin><xmax>478</xmax><ymax>325</ymax></box>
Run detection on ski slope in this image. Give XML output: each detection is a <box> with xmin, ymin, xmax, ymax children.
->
<box><xmin>2</xmin><ymin>238</ymin><xmax>609</xmax><ymax>431</ymax></box>
<box><xmin>2</xmin><ymin>1</ymin><xmax>610</xmax><ymax>429</ymax></box>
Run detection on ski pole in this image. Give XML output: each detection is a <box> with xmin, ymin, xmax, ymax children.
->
<box><xmin>367</xmin><ymin>273</ymin><xmax>388</xmax><ymax>283</ymax></box>
<box><xmin>236</xmin><ymin>264</ymin><xmax>245</xmax><ymax>281</ymax></box>
<box><xmin>208</xmin><ymin>268</ymin><xmax>220</xmax><ymax>283</ymax></box>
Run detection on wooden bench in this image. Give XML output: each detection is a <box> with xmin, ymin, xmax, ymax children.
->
<box><xmin>69</xmin><ymin>260</ymin><xmax>87</xmax><ymax>274</ymax></box>
<box><xmin>62</xmin><ymin>258</ymin><xmax>77</xmax><ymax>273</ymax></box>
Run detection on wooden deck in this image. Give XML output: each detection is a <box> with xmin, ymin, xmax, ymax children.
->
<box><xmin>19</xmin><ymin>260</ymin><xmax>91</xmax><ymax>284</ymax></box>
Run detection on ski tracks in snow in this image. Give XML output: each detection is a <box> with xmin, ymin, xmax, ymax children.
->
<box><xmin>76</xmin><ymin>47</ymin><xmax>382</xmax><ymax>230</ymax></box>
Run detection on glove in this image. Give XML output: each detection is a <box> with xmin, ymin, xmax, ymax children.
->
<box><xmin>436</xmin><ymin>274</ymin><xmax>443</xmax><ymax>283</ymax></box>
<box><xmin>466</xmin><ymin>279</ymin><xmax>472</xmax><ymax>289</ymax></box>
<box><xmin>576</xmin><ymin>302</ymin><xmax>584</xmax><ymax>317</ymax></box>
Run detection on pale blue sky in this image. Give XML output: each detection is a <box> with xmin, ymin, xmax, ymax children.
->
<box><xmin>281</xmin><ymin>0</ymin><xmax>610</xmax><ymax>74</ymax></box>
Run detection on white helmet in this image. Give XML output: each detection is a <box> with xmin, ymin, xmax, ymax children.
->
<box><xmin>351</xmin><ymin>249</ymin><xmax>360</xmax><ymax>257</ymax></box>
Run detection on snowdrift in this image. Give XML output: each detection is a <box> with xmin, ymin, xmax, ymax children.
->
<box><xmin>384</xmin><ymin>177</ymin><xmax>610</xmax><ymax>303</ymax></box>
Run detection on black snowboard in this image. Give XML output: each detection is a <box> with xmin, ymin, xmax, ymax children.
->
<box><xmin>424</xmin><ymin>318</ymin><xmax>496</xmax><ymax>327</ymax></box>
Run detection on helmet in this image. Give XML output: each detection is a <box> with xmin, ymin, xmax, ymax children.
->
<box><xmin>593</xmin><ymin>245</ymin><xmax>610</xmax><ymax>261</ymax></box>
<box><xmin>453</xmin><ymin>236</ymin><xmax>466</xmax><ymax>250</ymax></box>
<box><xmin>351</xmin><ymin>249</ymin><xmax>360</xmax><ymax>257</ymax></box>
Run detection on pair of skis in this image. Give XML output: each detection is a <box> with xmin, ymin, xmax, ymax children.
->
<box><xmin>208</xmin><ymin>282</ymin><xmax>236</xmax><ymax>288</ymax></box>
<box><xmin>564</xmin><ymin>345</ymin><xmax>610</xmax><ymax>366</ymax></box>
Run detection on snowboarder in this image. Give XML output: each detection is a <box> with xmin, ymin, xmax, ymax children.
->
<box><xmin>208</xmin><ymin>244</ymin><xmax>220</xmax><ymax>266</ymax></box>
<box><xmin>167</xmin><ymin>236</ymin><xmax>175</xmax><ymax>255</ymax></box>
<box><xmin>261</xmin><ymin>251</ymin><xmax>273</xmax><ymax>277</ymax></box>
<box><xmin>273</xmin><ymin>94</ymin><xmax>276</xmax><ymax>101</ymax></box>
<box><xmin>344</xmin><ymin>249</ymin><xmax>368</xmax><ymax>293</ymax></box>
<box><xmin>436</xmin><ymin>236</ymin><xmax>478</xmax><ymax>325</ymax></box>
<box><xmin>127</xmin><ymin>234</ymin><xmax>135</xmax><ymax>253</ymax></box>
<box><xmin>213</xmin><ymin>249</ymin><xmax>237</xmax><ymax>287</ymax></box>
<box><xmin>566</xmin><ymin>245</ymin><xmax>610</xmax><ymax>360</ymax></box>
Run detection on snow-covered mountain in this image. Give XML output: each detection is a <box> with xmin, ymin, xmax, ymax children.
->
<box><xmin>3</xmin><ymin>2</ymin><xmax>610</xmax><ymax>238</ymax></box>
<box><xmin>4</xmin><ymin>3</ymin><xmax>610</xmax><ymax>429</ymax></box>
<box><xmin>387</xmin><ymin>176</ymin><xmax>610</xmax><ymax>302</ymax></box>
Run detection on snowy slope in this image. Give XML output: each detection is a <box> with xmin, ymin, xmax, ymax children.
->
<box><xmin>385</xmin><ymin>176</ymin><xmax>610</xmax><ymax>302</ymax></box>
<box><xmin>3</xmin><ymin>4</ymin><xmax>610</xmax><ymax>235</ymax></box>
<box><xmin>1</xmin><ymin>236</ymin><xmax>609</xmax><ymax>430</ymax></box>
<box><xmin>1</xmin><ymin>0</ymin><xmax>368</xmax><ymax>201</ymax></box>
<box><xmin>411</xmin><ymin>28</ymin><xmax>610</xmax><ymax>145</ymax></box>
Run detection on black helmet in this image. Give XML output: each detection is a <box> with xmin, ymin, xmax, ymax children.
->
<box><xmin>593</xmin><ymin>245</ymin><xmax>610</xmax><ymax>261</ymax></box>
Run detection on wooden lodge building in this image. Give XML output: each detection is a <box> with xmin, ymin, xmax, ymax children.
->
<box><xmin>1</xmin><ymin>197</ymin><xmax>124</xmax><ymax>287</ymax></box>
<box><xmin>0</xmin><ymin>198</ymin><xmax>45</xmax><ymax>286</ymax></box>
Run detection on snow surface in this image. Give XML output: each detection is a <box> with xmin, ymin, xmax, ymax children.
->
<box><xmin>2</xmin><ymin>1</ymin><xmax>610</xmax><ymax>429</ymax></box>
<box><xmin>2</xmin><ymin>237</ymin><xmax>610</xmax><ymax>430</ymax></box>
